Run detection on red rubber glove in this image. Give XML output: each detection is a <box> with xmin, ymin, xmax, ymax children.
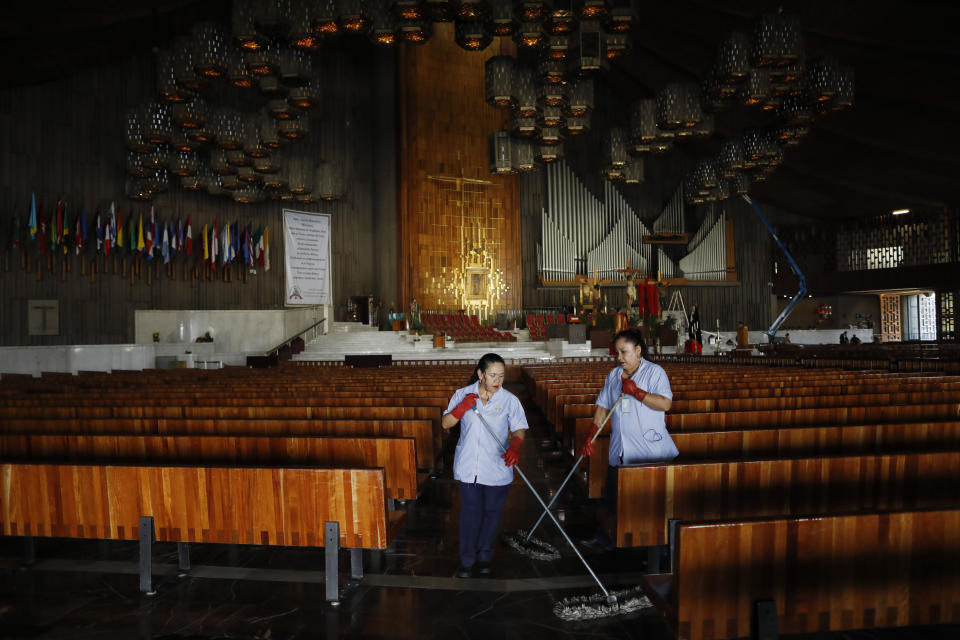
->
<box><xmin>501</xmin><ymin>435</ymin><xmax>523</xmax><ymax>467</ymax></box>
<box><xmin>581</xmin><ymin>423</ymin><xmax>602</xmax><ymax>458</ymax></box>
<box><xmin>621</xmin><ymin>375</ymin><xmax>647</xmax><ymax>403</ymax></box>
<box><xmin>451</xmin><ymin>393</ymin><xmax>479</xmax><ymax>420</ymax></box>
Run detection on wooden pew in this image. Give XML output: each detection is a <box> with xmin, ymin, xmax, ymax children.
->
<box><xmin>615</xmin><ymin>451</ymin><xmax>960</xmax><ymax>547</ymax></box>
<box><xmin>0</xmin><ymin>462</ymin><xmax>404</xmax><ymax>600</ymax></box>
<box><xmin>0</xmin><ymin>433</ymin><xmax>419</xmax><ymax>500</ymax></box>
<box><xmin>643</xmin><ymin>508</ymin><xmax>960</xmax><ymax>640</ymax></box>
<box><xmin>0</xmin><ymin>417</ymin><xmax>436</xmax><ymax>470</ymax></box>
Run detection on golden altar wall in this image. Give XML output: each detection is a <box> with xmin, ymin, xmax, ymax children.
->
<box><xmin>397</xmin><ymin>24</ymin><xmax>522</xmax><ymax>317</ymax></box>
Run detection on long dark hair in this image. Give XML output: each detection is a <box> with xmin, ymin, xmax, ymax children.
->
<box><xmin>467</xmin><ymin>353</ymin><xmax>506</xmax><ymax>385</ymax></box>
<box><xmin>614</xmin><ymin>328</ymin><xmax>647</xmax><ymax>358</ymax></box>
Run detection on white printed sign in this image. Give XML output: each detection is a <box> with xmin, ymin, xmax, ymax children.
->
<box><xmin>283</xmin><ymin>210</ymin><xmax>331</xmax><ymax>306</ymax></box>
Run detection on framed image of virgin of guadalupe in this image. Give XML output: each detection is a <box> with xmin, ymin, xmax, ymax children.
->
<box><xmin>466</xmin><ymin>268</ymin><xmax>488</xmax><ymax>300</ymax></box>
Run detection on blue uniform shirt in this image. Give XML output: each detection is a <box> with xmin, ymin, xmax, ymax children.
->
<box><xmin>445</xmin><ymin>382</ymin><xmax>529</xmax><ymax>486</ymax></box>
<box><xmin>596</xmin><ymin>360</ymin><xmax>678</xmax><ymax>466</ymax></box>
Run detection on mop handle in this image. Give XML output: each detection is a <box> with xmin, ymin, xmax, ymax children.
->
<box><xmin>471</xmin><ymin>407</ymin><xmax>612</xmax><ymax>599</ymax></box>
<box><xmin>524</xmin><ymin>393</ymin><xmax>625</xmax><ymax>543</ymax></box>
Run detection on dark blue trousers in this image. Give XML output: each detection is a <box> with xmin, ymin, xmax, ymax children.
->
<box><xmin>458</xmin><ymin>481</ymin><xmax>510</xmax><ymax>567</ymax></box>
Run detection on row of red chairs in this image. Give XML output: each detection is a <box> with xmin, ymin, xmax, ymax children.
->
<box><xmin>422</xmin><ymin>313</ymin><xmax>517</xmax><ymax>343</ymax></box>
<box><xmin>526</xmin><ymin>313</ymin><xmax>567</xmax><ymax>340</ymax></box>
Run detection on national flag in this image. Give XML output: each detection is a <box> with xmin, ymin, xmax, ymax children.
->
<box><xmin>224</xmin><ymin>222</ymin><xmax>232</xmax><ymax>263</ymax></box>
<box><xmin>144</xmin><ymin>207</ymin><xmax>155</xmax><ymax>259</ymax></box>
<box><xmin>115</xmin><ymin>208</ymin><xmax>123</xmax><ymax>249</ymax></box>
<box><xmin>256</xmin><ymin>225</ymin><xmax>265</xmax><ymax>268</ymax></box>
<box><xmin>263</xmin><ymin>225</ymin><xmax>270</xmax><ymax>271</ymax></box>
<box><xmin>28</xmin><ymin>193</ymin><xmax>37</xmax><ymax>240</ymax></box>
<box><xmin>126</xmin><ymin>211</ymin><xmax>136</xmax><ymax>255</ymax></box>
<box><xmin>243</xmin><ymin>224</ymin><xmax>251</xmax><ymax>266</ymax></box>
<box><xmin>38</xmin><ymin>201</ymin><xmax>47</xmax><ymax>255</ymax></box>
<box><xmin>74</xmin><ymin>208</ymin><xmax>83</xmax><ymax>255</ymax></box>
<box><xmin>11</xmin><ymin>208</ymin><xmax>22</xmax><ymax>250</ymax></box>
<box><xmin>185</xmin><ymin>217</ymin><xmax>193</xmax><ymax>256</ymax></box>
<box><xmin>61</xmin><ymin>205</ymin><xmax>71</xmax><ymax>255</ymax></box>
<box><xmin>137</xmin><ymin>213</ymin><xmax>145</xmax><ymax>254</ymax></box>
<box><xmin>51</xmin><ymin>200</ymin><xmax>62</xmax><ymax>253</ymax></box>
<box><xmin>105</xmin><ymin>203</ymin><xmax>116</xmax><ymax>257</ymax></box>
<box><xmin>95</xmin><ymin>207</ymin><xmax>103</xmax><ymax>254</ymax></box>
<box><xmin>161</xmin><ymin>220</ymin><xmax>170</xmax><ymax>264</ymax></box>
<box><xmin>202</xmin><ymin>223</ymin><xmax>208</xmax><ymax>261</ymax></box>
<box><xmin>211</xmin><ymin>220</ymin><xmax>218</xmax><ymax>266</ymax></box>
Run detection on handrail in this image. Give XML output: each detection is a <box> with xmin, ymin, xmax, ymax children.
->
<box><xmin>263</xmin><ymin>317</ymin><xmax>326</xmax><ymax>356</ymax></box>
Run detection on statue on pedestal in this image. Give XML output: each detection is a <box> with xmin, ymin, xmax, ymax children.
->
<box><xmin>624</xmin><ymin>274</ymin><xmax>638</xmax><ymax>313</ymax></box>
<box><xmin>409</xmin><ymin>298</ymin><xmax>421</xmax><ymax>327</ymax></box>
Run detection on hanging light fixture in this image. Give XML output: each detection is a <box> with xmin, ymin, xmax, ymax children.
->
<box><xmin>425</xmin><ymin>0</ymin><xmax>456</xmax><ymax>21</ymax></box>
<box><xmin>740</xmin><ymin>68</ymin><xmax>772</xmax><ymax>106</ymax></box>
<box><xmin>392</xmin><ymin>1</ymin><xmax>426</xmax><ymax>21</ymax></box>
<box><xmin>537</xmin><ymin>60</ymin><xmax>566</xmax><ymax>84</ymax></box>
<box><xmin>169</xmin><ymin>128</ymin><xmax>200</xmax><ymax>152</ymax></box>
<box><xmin>510</xmin><ymin>115</ymin><xmax>538</xmax><ymax>137</ymax></box>
<box><xmin>537</xmin><ymin>126</ymin><xmax>563</xmax><ymax>145</ymax></box>
<box><xmin>700</xmin><ymin>70</ymin><xmax>731</xmax><ymax>113</ymax></box>
<box><xmin>512</xmin><ymin>139</ymin><xmax>536</xmax><ymax>172</ymax></box>
<box><xmin>831</xmin><ymin>66</ymin><xmax>855</xmax><ymax>110</ymax></box>
<box><xmin>237</xmin><ymin>165</ymin><xmax>258</xmax><ymax>183</ymax></box>
<box><xmin>454</xmin><ymin>18</ymin><xmax>492</xmax><ymax>50</ymax></box>
<box><xmin>777</xmin><ymin>95</ymin><xmax>813</xmax><ymax>126</ymax></box>
<box><xmin>278</xmin><ymin>114</ymin><xmax>310</xmax><ymax>139</ymax></box>
<box><xmin>288</xmin><ymin>154</ymin><xmax>314</xmax><ymax>194</ymax></box>
<box><xmin>656</xmin><ymin>83</ymin><xmax>701</xmax><ymax>130</ymax></box>
<box><xmin>367</xmin><ymin>1</ymin><xmax>397</xmax><ymax>45</ymax></box>
<box><xmin>145</xmin><ymin>169</ymin><xmax>170</xmax><ymax>194</ymax></box>
<box><xmin>247</xmin><ymin>40</ymin><xmax>280</xmax><ymax>76</ymax></box>
<box><xmin>214</xmin><ymin>109</ymin><xmax>244</xmax><ymax>150</ymax></box>
<box><xmin>579</xmin><ymin>1</ymin><xmax>610</xmax><ymax>20</ymax></box>
<box><xmin>156</xmin><ymin>49</ymin><xmax>192</xmax><ymax>102</ymax></box>
<box><xmin>227</xmin><ymin>49</ymin><xmax>254</xmax><ymax>88</ymax></box>
<box><xmin>263</xmin><ymin>160</ymin><xmax>289</xmax><ymax>189</ymax></box>
<box><xmin>486</xmin><ymin>0</ymin><xmax>518</xmax><ymax>36</ymax></box>
<box><xmin>692</xmin><ymin>113</ymin><xmax>714</xmax><ymax>138</ymax></box>
<box><xmin>808</xmin><ymin>57</ymin><xmax>840</xmax><ymax>103</ymax></box>
<box><xmin>172</xmin><ymin>98</ymin><xmax>207</xmax><ymax>130</ymax></box>
<box><xmin>180</xmin><ymin>165</ymin><xmax>208</xmax><ymax>191</ymax></box>
<box><xmin>398</xmin><ymin>18</ymin><xmax>433</xmax><ymax>43</ymax></box>
<box><xmin>259</xmin><ymin>113</ymin><xmax>282</xmax><ymax>148</ymax></box>
<box><xmin>536</xmin><ymin>143</ymin><xmax>564</xmax><ymax>163</ymax></box>
<box><xmin>205</xmin><ymin>175</ymin><xmax>227</xmax><ymax>196</ymax></box>
<box><xmin>566</xmin><ymin>77</ymin><xmax>594</xmax><ymax>116</ymax></box>
<box><xmin>563</xmin><ymin>114</ymin><xmax>590</xmax><ymax>136</ymax></box>
<box><xmin>254</xmin><ymin>0</ymin><xmax>291</xmax><ymax>38</ymax></box>
<box><xmin>485</xmin><ymin>56</ymin><xmax>516</xmax><ymax>108</ymax></box>
<box><xmin>125</xmin><ymin>107</ymin><xmax>156</xmax><ymax>153</ymax></box>
<box><xmin>169</xmin><ymin>151</ymin><xmax>199</xmax><ymax>177</ymax></box>
<box><xmin>227</xmin><ymin>149</ymin><xmax>252</xmax><ymax>167</ymax></box>
<box><xmin>572</xmin><ymin>20</ymin><xmax>605</xmax><ymax>75</ymax></box>
<box><xmin>337</xmin><ymin>0</ymin><xmax>371</xmax><ymax>33</ymax></box>
<box><xmin>126</xmin><ymin>152</ymin><xmax>149</xmax><ymax>178</ymax></box>
<box><xmin>601</xmin><ymin>165</ymin><xmax>625</xmax><ymax>181</ymax></box>
<box><xmin>715</xmin><ymin>32</ymin><xmax>750</xmax><ymax>84</ymax></box>
<box><xmin>289</xmin><ymin>0</ymin><xmax>320</xmax><ymax>50</ymax></box>
<box><xmin>488</xmin><ymin>131</ymin><xmax>515</xmax><ymax>174</ymax></box>
<box><xmin>126</xmin><ymin>178</ymin><xmax>154</xmax><ymax>201</ymax></box>
<box><xmin>538</xmin><ymin>106</ymin><xmax>565</xmax><ymax>128</ymax></box>
<box><xmin>187</xmin><ymin>121</ymin><xmax>215</xmax><ymax>145</ymax></box>
<box><xmin>142</xmin><ymin>102</ymin><xmax>173</xmax><ymax>145</ymax></box>
<box><xmin>219</xmin><ymin>173</ymin><xmax>241</xmax><ymax>191</ymax></box>
<box><xmin>192</xmin><ymin>22</ymin><xmax>228</xmax><ymax>78</ymax></box>
<box><xmin>513</xmin><ymin>68</ymin><xmax>539</xmax><ymax>117</ymax></box>
<box><xmin>743</xmin><ymin>127</ymin><xmax>780</xmax><ymax>166</ymax></box>
<box><xmin>457</xmin><ymin>0</ymin><xmax>489</xmax><ymax>20</ymax></box>
<box><xmin>259</xmin><ymin>75</ymin><xmax>288</xmax><ymax>99</ymax></box>
<box><xmin>171</xmin><ymin>37</ymin><xmax>202</xmax><ymax>91</ymax></box>
<box><xmin>280</xmin><ymin>49</ymin><xmax>312</xmax><ymax>86</ymax></box>
<box><xmin>516</xmin><ymin>1</ymin><xmax>547</xmax><ymax>22</ymax></box>
<box><xmin>242</xmin><ymin>114</ymin><xmax>270</xmax><ymax>158</ymax></box>
<box><xmin>718</xmin><ymin>138</ymin><xmax>745</xmax><ymax>178</ymax></box>
<box><xmin>254</xmin><ymin>151</ymin><xmax>282</xmax><ymax>174</ymax></box>
<box><xmin>313</xmin><ymin>0</ymin><xmax>339</xmax><ymax>35</ymax></box>
<box><xmin>317</xmin><ymin>162</ymin><xmax>345</xmax><ymax>200</ymax></box>
<box><xmin>751</xmin><ymin>11</ymin><xmax>803</xmax><ymax>68</ymax></box>
<box><xmin>628</xmin><ymin>100</ymin><xmax>652</xmax><ymax>152</ymax></box>
<box><xmin>537</xmin><ymin>81</ymin><xmax>567</xmax><ymax>108</ymax></box>
<box><xmin>545</xmin><ymin>0</ymin><xmax>576</xmax><ymax>34</ymax></box>
<box><xmin>603</xmin><ymin>32</ymin><xmax>630</xmax><ymax>58</ymax></box>
<box><xmin>543</xmin><ymin>35</ymin><xmax>570</xmax><ymax>60</ymax></box>
<box><xmin>288</xmin><ymin>75</ymin><xmax>322</xmax><ymax>109</ymax></box>
<box><xmin>233</xmin><ymin>186</ymin><xmax>265</xmax><ymax>203</ymax></box>
<box><xmin>604</xmin><ymin>0</ymin><xmax>637</xmax><ymax>32</ymax></box>
<box><xmin>604</xmin><ymin>127</ymin><xmax>629</xmax><ymax>168</ymax></box>
<box><xmin>513</xmin><ymin>22</ymin><xmax>546</xmax><ymax>48</ymax></box>
<box><xmin>623</xmin><ymin>158</ymin><xmax>644</xmax><ymax>185</ymax></box>
<box><xmin>232</xmin><ymin>0</ymin><xmax>267</xmax><ymax>50</ymax></box>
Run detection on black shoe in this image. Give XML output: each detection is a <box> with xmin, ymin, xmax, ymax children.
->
<box><xmin>456</xmin><ymin>565</ymin><xmax>473</xmax><ymax>578</ymax></box>
<box><xmin>475</xmin><ymin>562</ymin><xmax>492</xmax><ymax>577</ymax></box>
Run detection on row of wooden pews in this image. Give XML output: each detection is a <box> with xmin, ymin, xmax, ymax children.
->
<box><xmin>0</xmin><ymin>364</ymin><xmax>471</xmax><ymax>601</ymax></box>
<box><xmin>523</xmin><ymin>360</ymin><xmax>960</xmax><ymax>639</ymax></box>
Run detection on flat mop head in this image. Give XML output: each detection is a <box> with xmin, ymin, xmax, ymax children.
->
<box><xmin>553</xmin><ymin>586</ymin><xmax>653</xmax><ymax>621</ymax></box>
<box><xmin>501</xmin><ymin>529</ymin><xmax>562</xmax><ymax>561</ymax></box>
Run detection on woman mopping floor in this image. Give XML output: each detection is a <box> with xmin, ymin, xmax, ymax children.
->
<box><xmin>441</xmin><ymin>353</ymin><xmax>528</xmax><ymax>579</ymax></box>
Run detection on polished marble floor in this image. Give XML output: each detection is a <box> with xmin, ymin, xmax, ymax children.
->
<box><xmin>1</xmin><ymin>383</ymin><xmax>958</xmax><ymax>639</ymax></box>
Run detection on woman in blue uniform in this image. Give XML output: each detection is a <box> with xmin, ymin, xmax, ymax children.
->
<box><xmin>442</xmin><ymin>353</ymin><xmax>528</xmax><ymax>578</ymax></box>
<box><xmin>580</xmin><ymin>328</ymin><xmax>676</xmax><ymax>548</ymax></box>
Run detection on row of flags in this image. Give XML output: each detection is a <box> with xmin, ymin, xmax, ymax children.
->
<box><xmin>4</xmin><ymin>193</ymin><xmax>269</xmax><ymax>270</ymax></box>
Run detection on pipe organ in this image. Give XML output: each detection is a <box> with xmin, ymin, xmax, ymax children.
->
<box><xmin>536</xmin><ymin>164</ymin><xmax>733</xmax><ymax>284</ymax></box>
<box><xmin>538</xmin><ymin>160</ymin><xmax>652</xmax><ymax>281</ymax></box>
<box><xmin>679</xmin><ymin>203</ymin><xmax>729</xmax><ymax>280</ymax></box>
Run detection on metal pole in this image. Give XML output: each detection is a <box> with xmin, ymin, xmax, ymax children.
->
<box><xmin>471</xmin><ymin>408</ymin><xmax>613</xmax><ymax>600</ymax></box>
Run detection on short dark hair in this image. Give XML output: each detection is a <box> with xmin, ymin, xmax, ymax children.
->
<box><xmin>614</xmin><ymin>328</ymin><xmax>647</xmax><ymax>357</ymax></box>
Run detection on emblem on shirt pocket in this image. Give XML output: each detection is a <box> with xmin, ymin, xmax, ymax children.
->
<box><xmin>493</xmin><ymin>405</ymin><xmax>503</xmax><ymax>413</ymax></box>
